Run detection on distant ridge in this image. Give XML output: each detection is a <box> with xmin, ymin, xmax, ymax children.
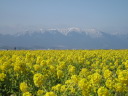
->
<box><xmin>0</xmin><ymin>28</ymin><xmax>128</xmax><ymax>50</ymax></box>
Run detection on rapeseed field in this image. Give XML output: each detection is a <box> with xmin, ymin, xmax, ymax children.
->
<box><xmin>0</xmin><ymin>50</ymin><xmax>128</xmax><ymax>96</ymax></box>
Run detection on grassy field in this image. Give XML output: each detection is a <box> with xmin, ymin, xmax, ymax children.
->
<box><xmin>0</xmin><ymin>50</ymin><xmax>128</xmax><ymax>96</ymax></box>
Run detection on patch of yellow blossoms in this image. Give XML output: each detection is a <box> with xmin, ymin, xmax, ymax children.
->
<box><xmin>0</xmin><ymin>50</ymin><xmax>128</xmax><ymax>95</ymax></box>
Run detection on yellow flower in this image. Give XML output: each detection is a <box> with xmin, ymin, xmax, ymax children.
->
<box><xmin>36</xmin><ymin>56</ymin><xmax>42</xmax><ymax>64</ymax></box>
<box><xmin>0</xmin><ymin>62</ymin><xmax>10</xmax><ymax>72</ymax></box>
<box><xmin>40</xmin><ymin>60</ymin><xmax>47</xmax><ymax>66</ymax></box>
<box><xmin>52</xmin><ymin>84</ymin><xmax>61</xmax><ymax>92</ymax></box>
<box><xmin>70</xmin><ymin>86</ymin><xmax>75</xmax><ymax>93</ymax></box>
<box><xmin>68</xmin><ymin>65</ymin><xmax>76</xmax><ymax>75</ymax></box>
<box><xmin>78</xmin><ymin>78</ymin><xmax>89</xmax><ymax>90</ymax></box>
<box><xmin>57</xmin><ymin>62</ymin><xmax>66</xmax><ymax>70</ymax></box>
<box><xmin>14</xmin><ymin>61</ymin><xmax>26</xmax><ymax>72</ymax></box>
<box><xmin>118</xmin><ymin>70</ymin><xmax>128</xmax><ymax>84</ymax></box>
<box><xmin>105</xmin><ymin>78</ymin><xmax>114</xmax><ymax>89</ymax></box>
<box><xmin>33</xmin><ymin>73</ymin><xmax>44</xmax><ymax>87</ymax></box>
<box><xmin>91</xmin><ymin>73</ymin><xmax>102</xmax><ymax>84</ymax></box>
<box><xmin>45</xmin><ymin>91</ymin><xmax>57</xmax><ymax>96</ymax></box>
<box><xmin>114</xmin><ymin>83</ymin><xmax>124</xmax><ymax>92</ymax></box>
<box><xmin>0</xmin><ymin>73</ymin><xmax>6</xmax><ymax>81</ymax></box>
<box><xmin>103</xmin><ymin>69</ymin><xmax>112</xmax><ymax>79</ymax></box>
<box><xmin>49</xmin><ymin>65</ymin><xmax>56</xmax><ymax>73</ymax></box>
<box><xmin>71</xmin><ymin>75</ymin><xmax>79</xmax><ymax>84</ymax></box>
<box><xmin>20</xmin><ymin>82</ymin><xmax>29</xmax><ymax>92</ymax></box>
<box><xmin>57</xmin><ymin>70</ymin><xmax>63</xmax><ymax>79</ymax></box>
<box><xmin>65</xmin><ymin>80</ymin><xmax>72</xmax><ymax>85</ymax></box>
<box><xmin>46</xmin><ymin>59</ymin><xmax>52</xmax><ymax>65</ymax></box>
<box><xmin>124</xmin><ymin>60</ymin><xmax>128</xmax><ymax>69</ymax></box>
<box><xmin>79</xmin><ymin>68</ymin><xmax>89</xmax><ymax>77</ymax></box>
<box><xmin>97</xmin><ymin>87</ymin><xmax>109</xmax><ymax>96</ymax></box>
<box><xmin>60</xmin><ymin>85</ymin><xmax>66</xmax><ymax>92</ymax></box>
<box><xmin>22</xmin><ymin>92</ymin><xmax>32</xmax><ymax>96</ymax></box>
<box><xmin>33</xmin><ymin>64</ymin><xmax>41</xmax><ymax>71</ymax></box>
<box><xmin>37</xmin><ymin>90</ymin><xmax>44</xmax><ymax>95</ymax></box>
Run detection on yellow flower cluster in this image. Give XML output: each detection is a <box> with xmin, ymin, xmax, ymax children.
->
<box><xmin>20</xmin><ymin>82</ymin><xmax>29</xmax><ymax>92</ymax></box>
<box><xmin>33</xmin><ymin>73</ymin><xmax>44</xmax><ymax>87</ymax></box>
<box><xmin>0</xmin><ymin>73</ymin><xmax>6</xmax><ymax>81</ymax></box>
<box><xmin>22</xmin><ymin>92</ymin><xmax>32</xmax><ymax>96</ymax></box>
<box><xmin>97</xmin><ymin>87</ymin><xmax>109</xmax><ymax>96</ymax></box>
<box><xmin>37</xmin><ymin>90</ymin><xmax>44</xmax><ymax>95</ymax></box>
<box><xmin>45</xmin><ymin>91</ymin><xmax>56</xmax><ymax>96</ymax></box>
<box><xmin>0</xmin><ymin>50</ymin><xmax>128</xmax><ymax>96</ymax></box>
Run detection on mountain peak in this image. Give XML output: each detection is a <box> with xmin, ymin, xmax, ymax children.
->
<box><xmin>84</xmin><ymin>29</ymin><xmax>103</xmax><ymax>38</ymax></box>
<box><xmin>14</xmin><ymin>27</ymin><xmax>104</xmax><ymax>38</ymax></box>
<box><xmin>0</xmin><ymin>28</ymin><xmax>128</xmax><ymax>49</ymax></box>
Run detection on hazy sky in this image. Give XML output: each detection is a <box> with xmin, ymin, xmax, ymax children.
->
<box><xmin>0</xmin><ymin>0</ymin><xmax>128</xmax><ymax>34</ymax></box>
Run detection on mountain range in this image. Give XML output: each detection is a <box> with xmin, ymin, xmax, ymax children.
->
<box><xmin>0</xmin><ymin>28</ymin><xmax>128</xmax><ymax>49</ymax></box>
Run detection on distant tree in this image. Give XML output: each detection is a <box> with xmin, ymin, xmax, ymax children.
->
<box><xmin>14</xmin><ymin>47</ymin><xmax>16</xmax><ymax>50</ymax></box>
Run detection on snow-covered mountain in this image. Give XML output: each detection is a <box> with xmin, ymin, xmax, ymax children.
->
<box><xmin>0</xmin><ymin>28</ymin><xmax>128</xmax><ymax>49</ymax></box>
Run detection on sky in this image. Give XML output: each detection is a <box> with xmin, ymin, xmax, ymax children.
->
<box><xmin>0</xmin><ymin>0</ymin><xmax>128</xmax><ymax>34</ymax></box>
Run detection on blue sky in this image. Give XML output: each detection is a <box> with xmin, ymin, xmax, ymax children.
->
<box><xmin>0</xmin><ymin>0</ymin><xmax>128</xmax><ymax>34</ymax></box>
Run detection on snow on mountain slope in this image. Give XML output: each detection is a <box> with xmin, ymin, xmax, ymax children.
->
<box><xmin>0</xmin><ymin>28</ymin><xmax>128</xmax><ymax>49</ymax></box>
